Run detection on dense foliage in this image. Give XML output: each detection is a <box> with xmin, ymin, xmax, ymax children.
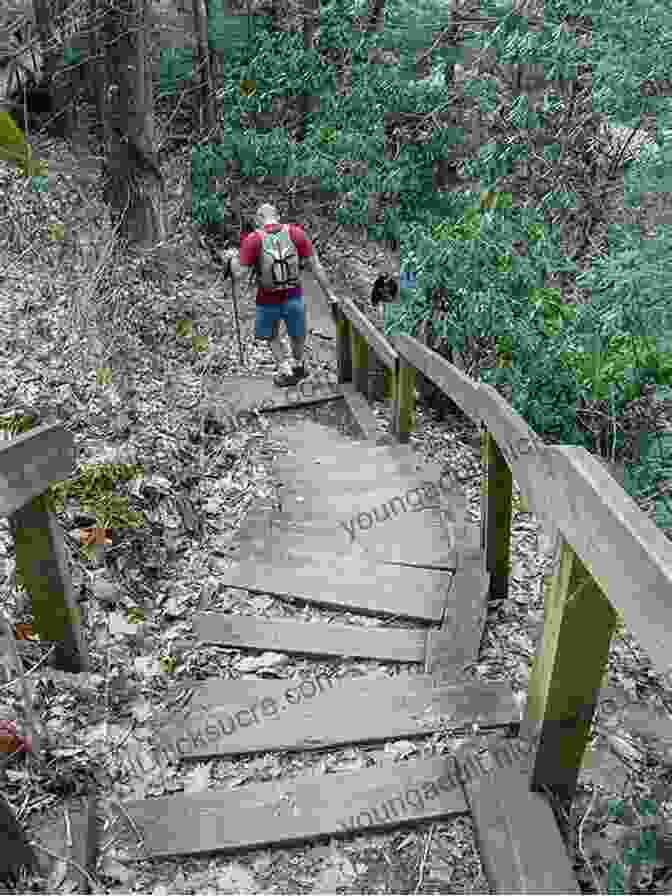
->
<box><xmin>193</xmin><ymin>0</ymin><xmax>672</xmax><ymax>524</ymax></box>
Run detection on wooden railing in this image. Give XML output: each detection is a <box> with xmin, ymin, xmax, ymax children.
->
<box><xmin>334</xmin><ymin>297</ymin><xmax>672</xmax><ymax>812</ymax></box>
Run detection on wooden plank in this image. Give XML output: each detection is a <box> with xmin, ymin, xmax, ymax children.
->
<box><xmin>0</xmin><ymin>423</ymin><xmax>74</xmax><ymax>517</ymax></box>
<box><xmin>339</xmin><ymin>295</ymin><xmax>398</xmax><ymax>369</ymax></box>
<box><xmin>457</xmin><ymin>759</ymin><xmax>580</xmax><ymax>893</ymax></box>
<box><xmin>426</xmin><ymin>549</ymin><xmax>490</xmax><ymax>681</ymax></box>
<box><xmin>340</xmin><ymin>382</ymin><xmax>382</xmax><ymax>440</ymax></box>
<box><xmin>153</xmin><ymin>674</ymin><xmax>519</xmax><ymax>759</ymax></box>
<box><xmin>233</xmin><ymin>516</ymin><xmax>460</xmax><ymax>569</ymax></box>
<box><xmin>10</xmin><ymin>495</ymin><xmax>88</xmax><ymax>673</ymax></box>
<box><xmin>275</xmin><ymin>420</ymin><xmax>420</xmax><ymax>468</ymax></box>
<box><xmin>109</xmin><ymin>755</ymin><xmax>468</xmax><ymax>860</ymax></box>
<box><xmin>390</xmin><ymin>334</ymin><xmax>483</xmax><ymax>423</ymax></box>
<box><xmin>217</xmin><ymin>555</ymin><xmax>452</xmax><ymax>621</ymax></box>
<box><xmin>194</xmin><ymin>612</ymin><xmax>429</xmax><ymax>662</ymax></box>
<box><xmin>521</xmin><ymin>536</ymin><xmax>617</xmax><ymax>812</ymax></box>
<box><xmin>0</xmin><ymin>793</ymin><xmax>37</xmax><ymax>878</ymax></box>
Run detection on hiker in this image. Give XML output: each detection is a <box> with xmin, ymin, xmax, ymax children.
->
<box><xmin>371</xmin><ymin>274</ymin><xmax>398</xmax><ymax>306</ymax></box>
<box><xmin>230</xmin><ymin>203</ymin><xmax>340</xmax><ymax>388</ymax></box>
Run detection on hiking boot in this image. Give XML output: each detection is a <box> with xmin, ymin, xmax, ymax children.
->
<box><xmin>273</xmin><ymin>369</ymin><xmax>301</xmax><ymax>388</ymax></box>
<box><xmin>292</xmin><ymin>363</ymin><xmax>308</xmax><ymax>382</ymax></box>
<box><xmin>273</xmin><ymin>364</ymin><xmax>308</xmax><ymax>388</ymax></box>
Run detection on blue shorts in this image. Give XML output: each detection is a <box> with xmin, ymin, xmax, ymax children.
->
<box><xmin>255</xmin><ymin>295</ymin><xmax>306</xmax><ymax>340</ymax></box>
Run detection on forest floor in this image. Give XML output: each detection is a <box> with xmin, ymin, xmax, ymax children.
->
<box><xmin>0</xmin><ymin>115</ymin><xmax>672</xmax><ymax>894</ymax></box>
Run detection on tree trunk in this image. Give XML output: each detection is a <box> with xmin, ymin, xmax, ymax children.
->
<box><xmin>101</xmin><ymin>0</ymin><xmax>165</xmax><ymax>247</ymax></box>
<box><xmin>89</xmin><ymin>0</ymin><xmax>110</xmax><ymax>145</ymax></box>
<box><xmin>297</xmin><ymin>0</ymin><xmax>320</xmax><ymax>142</ymax></box>
<box><xmin>192</xmin><ymin>0</ymin><xmax>216</xmax><ymax>133</ymax></box>
<box><xmin>367</xmin><ymin>0</ymin><xmax>385</xmax><ymax>30</ymax></box>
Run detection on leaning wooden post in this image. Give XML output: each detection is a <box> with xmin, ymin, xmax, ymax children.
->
<box><xmin>520</xmin><ymin>536</ymin><xmax>617</xmax><ymax>814</ymax></box>
<box><xmin>335</xmin><ymin>306</ymin><xmax>352</xmax><ymax>384</ymax></box>
<box><xmin>1</xmin><ymin>423</ymin><xmax>88</xmax><ymax>673</ymax></box>
<box><xmin>393</xmin><ymin>358</ymin><xmax>415</xmax><ymax>444</ymax></box>
<box><xmin>481</xmin><ymin>428</ymin><xmax>513</xmax><ymax>601</ymax></box>
<box><xmin>351</xmin><ymin>328</ymin><xmax>369</xmax><ymax>397</ymax></box>
<box><xmin>10</xmin><ymin>495</ymin><xmax>88</xmax><ymax>673</ymax></box>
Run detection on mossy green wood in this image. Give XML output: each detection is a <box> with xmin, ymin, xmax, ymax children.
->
<box><xmin>521</xmin><ymin>536</ymin><xmax>617</xmax><ymax>812</ymax></box>
<box><xmin>481</xmin><ymin>430</ymin><xmax>512</xmax><ymax>602</ymax></box>
<box><xmin>335</xmin><ymin>307</ymin><xmax>352</xmax><ymax>383</ymax></box>
<box><xmin>394</xmin><ymin>359</ymin><xmax>416</xmax><ymax>444</ymax></box>
<box><xmin>10</xmin><ymin>494</ymin><xmax>88</xmax><ymax>673</ymax></box>
<box><xmin>351</xmin><ymin>328</ymin><xmax>369</xmax><ymax>396</ymax></box>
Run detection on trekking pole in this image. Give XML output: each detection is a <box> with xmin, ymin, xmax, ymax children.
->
<box><xmin>227</xmin><ymin>252</ymin><xmax>245</xmax><ymax>365</ymax></box>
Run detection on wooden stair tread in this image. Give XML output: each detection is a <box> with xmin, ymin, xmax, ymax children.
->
<box><xmin>234</xmin><ymin>508</ymin><xmax>461</xmax><ymax>569</ymax></box>
<box><xmin>110</xmin><ymin>755</ymin><xmax>468</xmax><ymax>860</ymax></box>
<box><xmin>194</xmin><ymin>612</ymin><xmax>429</xmax><ymax>663</ymax></box>
<box><xmin>152</xmin><ymin>673</ymin><xmax>519</xmax><ymax>759</ymax></box>
<box><xmin>217</xmin><ymin>554</ymin><xmax>453</xmax><ymax>621</ymax></box>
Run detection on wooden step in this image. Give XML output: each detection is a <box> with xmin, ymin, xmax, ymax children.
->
<box><xmin>234</xmin><ymin>508</ymin><xmax>460</xmax><ymax>568</ymax></box>
<box><xmin>110</xmin><ymin>755</ymin><xmax>468</xmax><ymax>860</ymax></box>
<box><xmin>152</xmin><ymin>673</ymin><xmax>519</xmax><ymax>760</ymax></box>
<box><xmin>217</xmin><ymin>554</ymin><xmax>453</xmax><ymax>620</ymax></box>
<box><xmin>457</xmin><ymin>755</ymin><xmax>581</xmax><ymax>893</ymax></box>
<box><xmin>194</xmin><ymin>612</ymin><xmax>430</xmax><ymax>663</ymax></box>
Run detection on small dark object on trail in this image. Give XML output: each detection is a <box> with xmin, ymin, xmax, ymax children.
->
<box><xmin>371</xmin><ymin>274</ymin><xmax>398</xmax><ymax>306</ymax></box>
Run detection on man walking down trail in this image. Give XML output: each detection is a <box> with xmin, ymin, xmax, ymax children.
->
<box><xmin>230</xmin><ymin>203</ymin><xmax>340</xmax><ymax>388</ymax></box>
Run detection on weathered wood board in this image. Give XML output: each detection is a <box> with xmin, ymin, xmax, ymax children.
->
<box><xmin>110</xmin><ymin>756</ymin><xmax>467</xmax><ymax>860</ymax></box>
<box><xmin>206</xmin><ymin>375</ymin><xmax>343</xmax><ymax>416</ymax></box>
<box><xmin>235</xmin><ymin>508</ymin><xmax>460</xmax><ymax>569</ymax></box>
<box><xmin>216</xmin><ymin>554</ymin><xmax>453</xmax><ymax>620</ymax></box>
<box><xmin>152</xmin><ymin>674</ymin><xmax>519</xmax><ymax>759</ymax></box>
<box><xmin>0</xmin><ymin>423</ymin><xmax>74</xmax><ymax>517</ymax></box>
<box><xmin>194</xmin><ymin>613</ymin><xmax>430</xmax><ymax>663</ymax></box>
<box><xmin>457</xmin><ymin>757</ymin><xmax>581</xmax><ymax>893</ymax></box>
<box><xmin>426</xmin><ymin>550</ymin><xmax>490</xmax><ymax>681</ymax></box>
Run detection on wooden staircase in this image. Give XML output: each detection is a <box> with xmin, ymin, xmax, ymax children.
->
<box><xmin>107</xmin><ymin>411</ymin><xmax>580</xmax><ymax>892</ymax></box>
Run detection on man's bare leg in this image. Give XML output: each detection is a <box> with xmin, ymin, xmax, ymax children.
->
<box><xmin>268</xmin><ymin>321</ymin><xmax>292</xmax><ymax>374</ymax></box>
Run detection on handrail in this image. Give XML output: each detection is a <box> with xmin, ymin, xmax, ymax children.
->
<box><xmin>335</xmin><ymin>314</ymin><xmax>672</xmax><ymax>812</ymax></box>
<box><xmin>337</xmin><ymin>296</ymin><xmax>398</xmax><ymax>369</ymax></box>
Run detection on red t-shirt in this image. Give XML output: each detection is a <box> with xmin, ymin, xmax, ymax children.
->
<box><xmin>239</xmin><ymin>223</ymin><xmax>313</xmax><ymax>305</ymax></box>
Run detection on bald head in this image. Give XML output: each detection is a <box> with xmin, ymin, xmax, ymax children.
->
<box><xmin>255</xmin><ymin>203</ymin><xmax>280</xmax><ymax>228</ymax></box>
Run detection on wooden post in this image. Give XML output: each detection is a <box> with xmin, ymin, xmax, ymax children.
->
<box><xmin>351</xmin><ymin>329</ymin><xmax>369</xmax><ymax>397</ymax></box>
<box><xmin>520</xmin><ymin>536</ymin><xmax>618</xmax><ymax>814</ymax></box>
<box><xmin>335</xmin><ymin>310</ymin><xmax>352</xmax><ymax>384</ymax></box>
<box><xmin>481</xmin><ymin>429</ymin><xmax>512</xmax><ymax>602</ymax></box>
<box><xmin>10</xmin><ymin>495</ymin><xmax>88</xmax><ymax>673</ymax></box>
<box><xmin>393</xmin><ymin>358</ymin><xmax>415</xmax><ymax>444</ymax></box>
<box><xmin>369</xmin><ymin>355</ymin><xmax>387</xmax><ymax>401</ymax></box>
<box><xmin>0</xmin><ymin>423</ymin><xmax>87</xmax><ymax>674</ymax></box>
